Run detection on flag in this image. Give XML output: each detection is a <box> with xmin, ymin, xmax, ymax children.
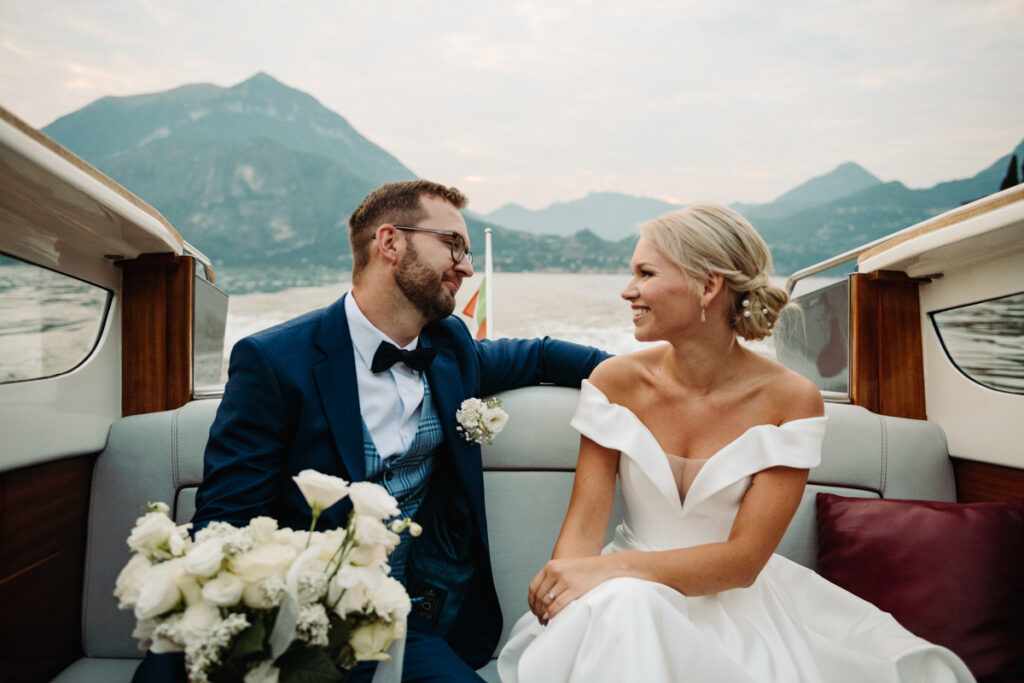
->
<box><xmin>462</xmin><ymin>277</ymin><xmax>487</xmax><ymax>339</ymax></box>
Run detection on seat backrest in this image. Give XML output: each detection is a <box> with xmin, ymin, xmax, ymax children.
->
<box><xmin>81</xmin><ymin>399</ymin><xmax>216</xmax><ymax>658</ymax></box>
<box><xmin>79</xmin><ymin>386</ymin><xmax>954</xmax><ymax>659</ymax></box>
<box><xmin>480</xmin><ymin>386</ymin><xmax>955</xmax><ymax>649</ymax></box>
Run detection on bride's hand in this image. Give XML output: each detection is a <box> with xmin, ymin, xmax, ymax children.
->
<box><xmin>528</xmin><ymin>556</ymin><xmax>618</xmax><ymax>624</ymax></box>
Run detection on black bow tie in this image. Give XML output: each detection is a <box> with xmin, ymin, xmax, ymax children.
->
<box><xmin>371</xmin><ymin>341</ymin><xmax>437</xmax><ymax>373</ymax></box>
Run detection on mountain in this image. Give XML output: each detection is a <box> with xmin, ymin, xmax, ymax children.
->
<box><xmin>754</xmin><ymin>138</ymin><xmax>1024</xmax><ymax>274</ymax></box>
<box><xmin>39</xmin><ymin>73</ymin><xmax>1023</xmax><ymax>283</ymax></box>
<box><xmin>489</xmin><ymin>162</ymin><xmax>883</xmax><ymax>241</ymax></box>
<box><xmin>41</xmin><ymin>73</ymin><xmax>635</xmax><ymax>288</ymax></box>
<box><xmin>44</xmin><ymin>72</ymin><xmax>415</xmax><ymax>186</ymax></box>
<box><xmin>770</xmin><ymin>162</ymin><xmax>882</xmax><ymax>208</ymax></box>
<box><xmin>483</xmin><ymin>192</ymin><xmax>683</xmax><ymax>241</ymax></box>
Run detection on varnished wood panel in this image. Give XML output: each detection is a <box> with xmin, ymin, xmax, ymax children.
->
<box><xmin>953</xmin><ymin>458</ymin><xmax>1024</xmax><ymax>503</ymax></box>
<box><xmin>849</xmin><ymin>271</ymin><xmax>927</xmax><ymax>420</ymax></box>
<box><xmin>0</xmin><ymin>456</ymin><xmax>92</xmax><ymax>682</ymax></box>
<box><xmin>121</xmin><ymin>253</ymin><xmax>195</xmax><ymax>416</ymax></box>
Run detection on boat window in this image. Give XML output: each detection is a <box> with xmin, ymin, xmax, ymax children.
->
<box><xmin>193</xmin><ymin>274</ymin><xmax>229</xmax><ymax>396</ymax></box>
<box><xmin>0</xmin><ymin>252</ymin><xmax>111</xmax><ymax>383</ymax></box>
<box><xmin>774</xmin><ymin>278</ymin><xmax>850</xmax><ymax>397</ymax></box>
<box><xmin>931</xmin><ymin>291</ymin><xmax>1024</xmax><ymax>394</ymax></box>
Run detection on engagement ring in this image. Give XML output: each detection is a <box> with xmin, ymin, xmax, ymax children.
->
<box><xmin>547</xmin><ymin>592</ymin><xmax>555</xmax><ymax>600</ymax></box>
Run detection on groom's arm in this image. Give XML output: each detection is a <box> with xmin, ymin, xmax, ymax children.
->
<box><xmin>474</xmin><ymin>336</ymin><xmax>611</xmax><ymax>396</ymax></box>
<box><xmin>193</xmin><ymin>336</ymin><xmax>291</xmax><ymax>529</ymax></box>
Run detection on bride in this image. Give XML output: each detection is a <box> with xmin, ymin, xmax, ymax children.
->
<box><xmin>497</xmin><ymin>204</ymin><xmax>974</xmax><ymax>682</ymax></box>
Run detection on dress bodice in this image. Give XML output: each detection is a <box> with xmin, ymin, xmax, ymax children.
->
<box><xmin>570</xmin><ymin>380</ymin><xmax>827</xmax><ymax>552</ymax></box>
<box><xmin>666</xmin><ymin>454</ymin><xmax>708</xmax><ymax>503</ymax></box>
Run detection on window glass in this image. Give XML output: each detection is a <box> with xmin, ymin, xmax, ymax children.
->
<box><xmin>774</xmin><ymin>278</ymin><xmax>850</xmax><ymax>396</ymax></box>
<box><xmin>931</xmin><ymin>291</ymin><xmax>1024</xmax><ymax>394</ymax></box>
<box><xmin>0</xmin><ymin>252</ymin><xmax>110</xmax><ymax>383</ymax></box>
<box><xmin>193</xmin><ymin>274</ymin><xmax>229</xmax><ymax>395</ymax></box>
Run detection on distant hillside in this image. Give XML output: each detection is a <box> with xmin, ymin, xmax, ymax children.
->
<box><xmin>493</xmin><ymin>162</ymin><xmax>884</xmax><ymax>241</ymax></box>
<box><xmin>483</xmin><ymin>192</ymin><xmax>683</xmax><ymax>240</ymax></box>
<box><xmin>41</xmin><ymin>73</ymin><xmax>634</xmax><ymax>285</ymax></box>
<box><xmin>754</xmin><ymin>138</ymin><xmax>1024</xmax><ymax>275</ymax></box>
<box><xmin>39</xmin><ymin>73</ymin><xmax>1023</xmax><ymax>284</ymax></box>
<box><xmin>771</xmin><ymin>161</ymin><xmax>882</xmax><ymax>207</ymax></box>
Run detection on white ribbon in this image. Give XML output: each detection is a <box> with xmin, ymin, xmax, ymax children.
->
<box><xmin>370</xmin><ymin>633</ymin><xmax>406</xmax><ymax>683</ymax></box>
<box><xmin>265</xmin><ymin>541</ymin><xmax>406</xmax><ymax>682</ymax></box>
<box><xmin>268</xmin><ymin>543</ymin><xmax>325</xmax><ymax>658</ymax></box>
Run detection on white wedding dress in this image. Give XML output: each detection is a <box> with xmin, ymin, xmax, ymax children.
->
<box><xmin>497</xmin><ymin>381</ymin><xmax>974</xmax><ymax>683</ymax></box>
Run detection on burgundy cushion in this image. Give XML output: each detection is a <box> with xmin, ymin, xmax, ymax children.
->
<box><xmin>815</xmin><ymin>493</ymin><xmax>1024</xmax><ymax>682</ymax></box>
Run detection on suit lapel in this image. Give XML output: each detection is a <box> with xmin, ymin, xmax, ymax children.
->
<box><xmin>312</xmin><ymin>294</ymin><xmax>367</xmax><ymax>482</ymax></box>
<box><xmin>422</xmin><ymin>329</ymin><xmax>490</xmax><ymax>548</ymax></box>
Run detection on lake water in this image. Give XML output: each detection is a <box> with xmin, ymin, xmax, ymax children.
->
<box><xmin>3</xmin><ymin>263</ymin><xmax>1021</xmax><ymax>395</ymax></box>
<box><xmin>224</xmin><ymin>272</ymin><xmax>778</xmax><ymax>361</ymax></box>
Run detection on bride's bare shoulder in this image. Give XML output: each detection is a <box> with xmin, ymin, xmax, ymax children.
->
<box><xmin>759</xmin><ymin>357</ymin><xmax>824</xmax><ymax>422</ymax></box>
<box><xmin>588</xmin><ymin>346</ymin><xmax>664</xmax><ymax>402</ymax></box>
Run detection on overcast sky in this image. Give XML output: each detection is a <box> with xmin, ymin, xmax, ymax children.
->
<box><xmin>2</xmin><ymin>0</ymin><xmax>1023</xmax><ymax>213</ymax></box>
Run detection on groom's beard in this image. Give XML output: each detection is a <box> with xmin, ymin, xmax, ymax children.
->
<box><xmin>395</xmin><ymin>242</ymin><xmax>457</xmax><ymax>322</ymax></box>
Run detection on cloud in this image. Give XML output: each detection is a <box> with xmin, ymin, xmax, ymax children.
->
<box><xmin>1</xmin><ymin>0</ymin><xmax>1022</xmax><ymax>210</ymax></box>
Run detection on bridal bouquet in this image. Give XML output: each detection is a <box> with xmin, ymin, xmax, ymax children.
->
<box><xmin>114</xmin><ymin>470</ymin><xmax>420</xmax><ymax>683</ymax></box>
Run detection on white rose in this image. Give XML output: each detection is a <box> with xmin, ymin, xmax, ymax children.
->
<box><xmin>133</xmin><ymin>617</ymin><xmax>157</xmax><ymax>648</ymax></box>
<box><xmin>331</xmin><ymin>582</ymin><xmax>371</xmax><ymax>616</ymax></box>
<box><xmin>175</xmin><ymin>601</ymin><xmax>221</xmax><ymax>644</ymax></box>
<box><xmin>248</xmin><ymin>516</ymin><xmax>279</xmax><ymax>544</ymax></box>
<box><xmin>134</xmin><ymin>559</ymin><xmax>184</xmax><ymax>619</ymax></box>
<box><xmin>149</xmin><ymin>614</ymin><xmax>185</xmax><ymax>653</ymax></box>
<box><xmin>352</xmin><ymin>515</ymin><xmax>400</xmax><ymax>549</ymax></box>
<box><xmin>175</xmin><ymin>572</ymin><xmax>204</xmax><ymax>606</ymax></box>
<box><xmin>168</xmin><ymin>526</ymin><xmax>190</xmax><ymax>556</ymax></box>
<box><xmin>333</xmin><ymin>562</ymin><xmax>386</xmax><ymax>594</ymax></box>
<box><xmin>458</xmin><ymin>398</ymin><xmax>485</xmax><ymax>420</ymax></box>
<box><xmin>115</xmin><ymin>554</ymin><xmax>154</xmax><ymax>608</ymax></box>
<box><xmin>201</xmin><ymin>571</ymin><xmax>245</xmax><ymax>606</ymax></box>
<box><xmin>195</xmin><ymin>520</ymin><xmax>239</xmax><ymax>543</ymax></box>
<box><xmin>347</xmin><ymin>543</ymin><xmax>388</xmax><ymax>570</ymax></box>
<box><xmin>273</xmin><ymin>528</ymin><xmax>310</xmax><ymax>552</ymax></box>
<box><xmin>348</xmin><ymin>482</ymin><xmax>400</xmax><ymax>519</ymax></box>
<box><xmin>127</xmin><ymin>511</ymin><xmax>179</xmax><ymax>556</ymax></box>
<box><xmin>368</xmin><ymin>576</ymin><xmax>412</xmax><ymax>622</ymax></box>
<box><xmin>230</xmin><ymin>542</ymin><xmax>297</xmax><ymax>582</ymax></box>
<box><xmin>292</xmin><ymin>469</ymin><xmax>349</xmax><ymax>512</ymax></box>
<box><xmin>242</xmin><ymin>576</ymin><xmax>286</xmax><ymax>609</ymax></box>
<box><xmin>482</xmin><ymin>406</ymin><xmax>509</xmax><ymax>434</ymax></box>
<box><xmin>184</xmin><ymin>538</ymin><xmax>225</xmax><ymax>577</ymax></box>
<box><xmin>350</xmin><ymin>620</ymin><xmax>397</xmax><ymax>661</ymax></box>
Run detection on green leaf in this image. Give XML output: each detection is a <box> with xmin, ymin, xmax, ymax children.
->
<box><xmin>276</xmin><ymin>644</ymin><xmax>347</xmax><ymax>683</ymax></box>
<box><xmin>227</xmin><ymin>613</ymin><xmax>271</xmax><ymax>661</ymax></box>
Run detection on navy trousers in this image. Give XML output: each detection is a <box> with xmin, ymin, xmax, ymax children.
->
<box><xmin>131</xmin><ymin>629</ymin><xmax>484</xmax><ymax>682</ymax></box>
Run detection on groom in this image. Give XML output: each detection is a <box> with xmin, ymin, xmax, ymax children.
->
<box><xmin>137</xmin><ymin>180</ymin><xmax>608</xmax><ymax>682</ymax></box>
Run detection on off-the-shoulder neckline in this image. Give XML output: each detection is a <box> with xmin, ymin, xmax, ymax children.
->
<box><xmin>580</xmin><ymin>379</ymin><xmax>827</xmax><ymax>461</ymax></box>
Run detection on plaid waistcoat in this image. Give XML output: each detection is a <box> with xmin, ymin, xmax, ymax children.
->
<box><xmin>362</xmin><ymin>378</ymin><xmax>443</xmax><ymax>584</ymax></box>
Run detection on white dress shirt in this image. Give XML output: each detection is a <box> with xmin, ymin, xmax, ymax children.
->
<box><xmin>344</xmin><ymin>292</ymin><xmax>426</xmax><ymax>460</ymax></box>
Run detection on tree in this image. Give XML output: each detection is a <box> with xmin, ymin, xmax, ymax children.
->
<box><xmin>1000</xmin><ymin>154</ymin><xmax>1020</xmax><ymax>190</ymax></box>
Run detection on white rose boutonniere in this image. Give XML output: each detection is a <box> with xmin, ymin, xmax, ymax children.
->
<box><xmin>456</xmin><ymin>397</ymin><xmax>509</xmax><ymax>445</ymax></box>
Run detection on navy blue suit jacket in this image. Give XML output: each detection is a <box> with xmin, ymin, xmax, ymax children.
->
<box><xmin>193</xmin><ymin>294</ymin><xmax>608</xmax><ymax>666</ymax></box>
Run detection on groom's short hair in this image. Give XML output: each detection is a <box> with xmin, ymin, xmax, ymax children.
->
<box><xmin>349</xmin><ymin>180</ymin><xmax>467</xmax><ymax>277</ymax></box>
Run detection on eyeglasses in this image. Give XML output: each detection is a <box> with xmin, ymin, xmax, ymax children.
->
<box><xmin>394</xmin><ymin>226</ymin><xmax>473</xmax><ymax>265</ymax></box>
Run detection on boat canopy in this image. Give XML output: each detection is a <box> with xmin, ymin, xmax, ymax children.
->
<box><xmin>0</xmin><ymin>105</ymin><xmax>211</xmax><ymax>285</ymax></box>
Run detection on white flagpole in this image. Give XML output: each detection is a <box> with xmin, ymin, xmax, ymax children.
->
<box><xmin>484</xmin><ymin>228</ymin><xmax>493</xmax><ymax>339</ymax></box>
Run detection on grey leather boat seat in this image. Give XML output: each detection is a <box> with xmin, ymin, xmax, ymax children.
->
<box><xmin>52</xmin><ymin>386</ymin><xmax>955</xmax><ymax>682</ymax></box>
